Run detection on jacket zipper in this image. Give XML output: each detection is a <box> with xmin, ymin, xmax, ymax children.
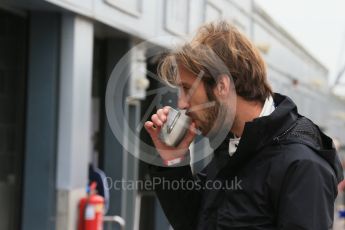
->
<box><xmin>273</xmin><ymin>122</ymin><xmax>298</xmax><ymax>144</ymax></box>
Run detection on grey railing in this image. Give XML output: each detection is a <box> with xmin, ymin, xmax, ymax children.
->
<box><xmin>104</xmin><ymin>215</ymin><xmax>125</xmax><ymax>230</ymax></box>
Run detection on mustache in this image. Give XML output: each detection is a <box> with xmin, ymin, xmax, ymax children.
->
<box><xmin>186</xmin><ymin>112</ymin><xmax>198</xmax><ymax>121</ymax></box>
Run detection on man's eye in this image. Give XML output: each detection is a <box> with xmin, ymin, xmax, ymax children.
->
<box><xmin>178</xmin><ymin>86</ymin><xmax>190</xmax><ymax>95</ymax></box>
<box><xmin>183</xmin><ymin>88</ymin><xmax>191</xmax><ymax>94</ymax></box>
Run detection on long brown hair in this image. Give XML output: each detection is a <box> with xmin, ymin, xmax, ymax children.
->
<box><xmin>158</xmin><ymin>20</ymin><xmax>272</xmax><ymax>103</ymax></box>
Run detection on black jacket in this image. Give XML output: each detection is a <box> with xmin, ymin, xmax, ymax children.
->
<box><xmin>149</xmin><ymin>93</ymin><xmax>344</xmax><ymax>230</ymax></box>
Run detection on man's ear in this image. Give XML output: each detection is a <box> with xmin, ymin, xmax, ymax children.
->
<box><xmin>214</xmin><ymin>74</ymin><xmax>231</xmax><ymax>97</ymax></box>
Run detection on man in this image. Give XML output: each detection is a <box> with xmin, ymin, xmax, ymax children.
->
<box><xmin>144</xmin><ymin>21</ymin><xmax>343</xmax><ymax>229</ymax></box>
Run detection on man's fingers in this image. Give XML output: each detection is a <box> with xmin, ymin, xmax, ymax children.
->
<box><xmin>157</xmin><ymin>109</ymin><xmax>167</xmax><ymax>123</ymax></box>
<box><xmin>163</xmin><ymin>106</ymin><xmax>170</xmax><ymax>115</ymax></box>
<box><xmin>144</xmin><ymin>121</ymin><xmax>156</xmax><ymax>136</ymax></box>
<box><xmin>179</xmin><ymin>122</ymin><xmax>197</xmax><ymax>148</ymax></box>
<box><xmin>145</xmin><ymin>121</ymin><xmax>169</xmax><ymax>152</ymax></box>
<box><xmin>144</xmin><ymin>121</ymin><xmax>161</xmax><ymax>140</ymax></box>
<box><xmin>144</xmin><ymin>121</ymin><xmax>154</xmax><ymax>129</ymax></box>
<box><xmin>185</xmin><ymin>122</ymin><xmax>197</xmax><ymax>142</ymax></box>
<box><xmin>151</xmin><ymin>114</ymin><xmax>163</xmax><ymax>127</ymax></box>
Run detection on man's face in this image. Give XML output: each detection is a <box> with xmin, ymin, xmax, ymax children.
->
<box><xmin>176</xmin><ymin>65</ymin><xmax>224</xmax><ymax>137</ymax></box>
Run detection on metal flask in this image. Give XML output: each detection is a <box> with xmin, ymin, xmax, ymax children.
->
<box><xmin>159</xmin><ymin>108</ymin><xmax>191</xmax><ymax>147</ymax></box>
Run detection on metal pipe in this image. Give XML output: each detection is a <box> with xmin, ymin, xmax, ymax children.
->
<box><xmin>104</xmin><ymin>215</ymin><xmax>125</xmax><ymax>230</ymax></box>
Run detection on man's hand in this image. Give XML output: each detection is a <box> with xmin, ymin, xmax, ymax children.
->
<box><xmin>144</xmin><ymin>106</ymin><xmax>196</xmax><ymax>162</ymax></box>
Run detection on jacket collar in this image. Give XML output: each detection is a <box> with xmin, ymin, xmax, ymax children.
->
<box><xmin>206</xmin><ymin>93</ymin><xmax>299</xmax><ymax>181</ymax></box>
<box><xmin>228</xmin><ymin>95</ymin><xmax>275</xmax><ymax>156</ymax></box>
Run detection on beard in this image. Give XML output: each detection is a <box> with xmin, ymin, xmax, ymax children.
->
<box><xmin>188</xmin><ymin>98</ymin><xmax>230</xmax><ymax>138</ymax></box>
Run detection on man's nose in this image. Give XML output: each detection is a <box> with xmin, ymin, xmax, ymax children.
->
<box><xmin>177</xmin><ymin>91</ymin><xmax>190</xmax><ymax>110</ymax></box>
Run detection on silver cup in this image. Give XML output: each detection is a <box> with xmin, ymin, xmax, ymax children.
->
<box><xmin>159</xmin><ymin>108</ymin><xmax>191</xmax><ymax>147</ymax></box>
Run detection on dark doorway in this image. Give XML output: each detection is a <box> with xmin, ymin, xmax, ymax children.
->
<box><xmin>0</xmin><ymin>8</ymin><xmax>27</xmax><ymax>230</ymax></box>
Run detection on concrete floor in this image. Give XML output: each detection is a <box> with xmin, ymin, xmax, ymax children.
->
<box><xmin>334</xmin><ymin>215</ymin><xmax>344</xmax><ymax>230</ymax></box>
<box><xmin>334</xmin><ymin>190</ymin><xmax>345</xmax><ymax>230</ymax></box>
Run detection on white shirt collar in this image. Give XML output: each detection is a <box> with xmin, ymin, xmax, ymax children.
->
<box><xmin>259</xmin><ymin>95</ymin><xmax>275</xmax><ymax>117</ymax></box>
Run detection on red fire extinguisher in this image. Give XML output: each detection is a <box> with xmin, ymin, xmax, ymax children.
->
<box><xmin>78</xmin><ymin>182</ymin><xmax>104</xmax><ymax>230</ymax></box>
